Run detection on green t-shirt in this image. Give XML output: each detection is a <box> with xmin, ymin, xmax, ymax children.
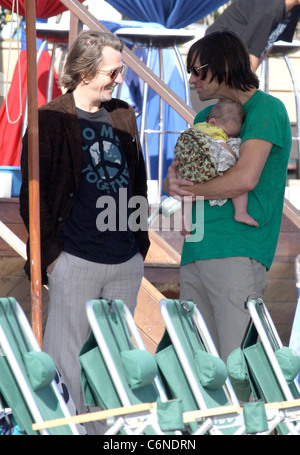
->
<box><xmin>181</xmin><ymin>90</ymin><xmax>292</xmax><ymax>270</ymax></box>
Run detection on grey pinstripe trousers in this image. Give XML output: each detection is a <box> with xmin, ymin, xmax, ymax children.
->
<box><xmin>43</xmin><ymin>251</ymin><xmax>144</xmax><ymax>430</ymax></box>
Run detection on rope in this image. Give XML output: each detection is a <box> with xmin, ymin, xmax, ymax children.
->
<box><xmin>5</xmin><ymin>0</ymin><xmax>22</xmax><ymax>124</ymax></box>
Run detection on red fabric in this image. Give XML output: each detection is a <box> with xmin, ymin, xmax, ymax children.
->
<box><xmin>0</xmin><ymin>50</ymin><xmax>61</xmax><ymax>166</ymax></box>
<box><xmin>0</xmin><ymin>0</ymin><xmax>86</xmax><ymax>166</ymax></box>
<box><xmin>0</xmin><ymin>0</ymin><xmax>84</xmax><ymax>18</ymax></box>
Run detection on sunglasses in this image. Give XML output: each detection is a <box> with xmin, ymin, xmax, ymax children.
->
<box><xmin>98</xmin><ymin>64</ymin><xmax>126</xmax><ymax>79</ymax></box>
<box><xmin>187</xmin><ymin>63</ymin><xmax>208</xmax><ymax>77</ymax></box>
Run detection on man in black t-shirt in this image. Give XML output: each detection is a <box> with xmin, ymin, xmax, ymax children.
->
<box><xmin>20</xmin><ymin>30</ymin><xmax>149</xmax><ymax>434</ymax></box>
<box><xmin>60</xmin><ymin>106</ymin><xmax>138</xmax><ymax>265</ymax></box>
<box><xmin>206</xmin><ymin>0</ymin><xmax>300</xmax><ymax>70</ymax></box>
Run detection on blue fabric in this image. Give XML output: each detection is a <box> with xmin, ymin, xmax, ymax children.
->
<box><xmin>105</xmin><ymin>0</ymin><xmax>229</xmax><ymax>29</ymax></box>
<box><xmin>103</xmin><ymin>20</ymin><xmax>190</xmax><ymax>183</ymax></box>
<box><xmin>103</xmin><ymin>1</ymin><xmax>228</xmax><ymax>186</ymax></box>
<box><xmin>21</xmin><ymin>18</ymin><xmax>48</xmax><ymax>50</ymax></box>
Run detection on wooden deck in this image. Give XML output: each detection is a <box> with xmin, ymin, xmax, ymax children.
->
<box><xmin>144</xmin><ymin>200</ymin><xmax>300</xmax><ymax>346</ymax></box>
<box><xmin>0</xmin><ymin>198</ymin><xmax>168</xmax><ymax>353</ymax></box>
<box><xmin>0</xmin><ymin>197</ymin><xmax>299</xmax><ymax>348</ymax></box>
<box><xmin>146</xmin><ymin>254</ymin><xmax>299</xmax><ymax>349</ymax></box>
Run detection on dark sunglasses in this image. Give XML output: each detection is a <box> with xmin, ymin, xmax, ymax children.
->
<box><xmin>98</xmin><ymin>64</ymin><xmax>126</xmax><ymax>79</ymax></box>
<box><xmin>187</xmin><ymin>63</ymin><xmax>208</xmax><ymax>77</ymax></box>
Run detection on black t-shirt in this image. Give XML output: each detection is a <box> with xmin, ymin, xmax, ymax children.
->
<box><xmin>60</xmin><ymin>105</ymin><xmax>138</xmax><ymax>264</ymax></box>
<box><xmin>278</xmin><ymin>6</ymin><xmax>300</xmax><ymax>42</ymax></box>
<box><xmin>206</xmin><ymin>0</ymin><xmax>299</xmax><ymax>57</ymax></box>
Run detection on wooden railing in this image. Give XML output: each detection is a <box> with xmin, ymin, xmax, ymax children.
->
<box><xmin>60</xmin><ymin>0</ymin><xmax>196</xmax><ymax>125</ymax></box>
<box><xmin>58</xmin><ymin>0</ymin><xmax>300</xmax><ymax>231</ymax></box>
<box><xmin>283</xmin><ymin>198</ymin><xmax>300</xmax><ymax>230</ymax></box>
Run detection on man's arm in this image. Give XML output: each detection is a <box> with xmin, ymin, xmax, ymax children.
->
<box><xmin>162</xmin><ymin>160</ymin><xmax>195</xmax><ymax>198</ymax></box>
<box><xmin>250</xmin><ymin>47</ymin><xmax>276</xmax><ymax>72</ymax></box>
<box><xmin>249</xmin><ymin>54</ymin><xmax>262</xmax><ymax>72</ymax></box>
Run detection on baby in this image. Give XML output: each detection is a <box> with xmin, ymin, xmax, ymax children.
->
<box><xmin>174</xmin><ymin>98</ymin><xmax>258</xmax><ymax>235</ymax></box>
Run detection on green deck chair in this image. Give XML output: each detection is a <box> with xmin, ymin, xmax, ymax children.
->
<box><xmin>155</xmin><ymin>299</ymin><xmax>251</xmax><ymax>435</ymax></box>
<box><xmin>79</xmin><ymin>299</ymin><xmax>183</xmax><ymax>435</ymax></box>
<box><xmin>0</xmin><ymin>297</ymin><xmax>80</xmax><ymax>435</ymax></box>
<box><xmin>227</xmin><ymin>298</ymin><xmax>300</xmax><ymax>435</ymax></box>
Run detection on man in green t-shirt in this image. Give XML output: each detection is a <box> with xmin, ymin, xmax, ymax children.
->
<box><xmin>163</xmin><ymin>31</ymin><xmax>292</xmax><ymax>361</ymax></box>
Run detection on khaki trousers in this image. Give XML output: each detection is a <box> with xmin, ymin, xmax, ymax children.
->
<box><xmin>180</xmin><ymin>257</ymin><xmax>268</xmax><ymax>361</ymax></box>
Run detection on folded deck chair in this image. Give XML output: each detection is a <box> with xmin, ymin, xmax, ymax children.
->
<box><xmin>0</xmin><ymin>297</ymin><xmax>80</xmax><ymax>435</ymax></box>
<box><xmin>227</xmin><ymin>297</ymin><xmax>300</xmax><ymax>435</ymax></box>
<box><xmin>79</xmin><ymin>299</ymin><xmax>183</xmax><ymax>435</ymax></box>
<box><xmin>155</xmin><ymin>299</ymin><xmax>250</xmax><ymax>435</ymax></box>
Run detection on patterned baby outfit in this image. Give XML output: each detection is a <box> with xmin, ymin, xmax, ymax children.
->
<box><xmin>174</xmin><ymin>123</ymin><xmax>241</xmax><ymax>206</ymax></box>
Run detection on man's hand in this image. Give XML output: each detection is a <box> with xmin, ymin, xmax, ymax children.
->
<box><xmin>163</xmin><ymin>160</ymin><xmax>194</xmax><ymax>198</ymax></box>
<box><xmin>47</xmin><ymin>258</ymin><xmax>59</xmax><ymax>275</ymax></box>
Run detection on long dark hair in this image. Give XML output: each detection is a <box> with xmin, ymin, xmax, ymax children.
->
<box><xmin>187</xmin><ymin>31</ymin><xmax>259</xmax><ymax>91</ymax></box>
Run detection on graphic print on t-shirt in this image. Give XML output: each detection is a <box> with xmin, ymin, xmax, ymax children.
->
<box><xmin>90</xmin><ymin>140</ymin><xmax>120</xmax><ymax>180</ymax></box>
<box><xmin>59</xmin><ymin>106</ymin><xmax>138</xmax><ymax>264</ymax></box>
<box><xmin>81</xmin><ymin>118</ymin><xmax>130</xmax><ymax>195</ymax></box>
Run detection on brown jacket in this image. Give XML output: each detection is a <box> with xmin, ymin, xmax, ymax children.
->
<box><xmin>20</xmin><ymin>91</ymin><xmax>150</xmax><ymax>283</ymax></box>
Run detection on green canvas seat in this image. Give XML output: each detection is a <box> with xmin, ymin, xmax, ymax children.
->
<box><xmin>155</xmin><ymin>299</ymin><xmax>249</xmax><ymax>435</ymax></box>
<box><xmin>0</xmin><ymin>297</ymin><xmax>80</xmax><ymax>435</ymax></box>
<box><xmin>227</xmin><ymin>298</ymin><xmax>300</xmax><ymax>435</ymax></box>
<box><xmin>79</xmin><ymin>299</ymin><xmax>183</xmax><ymax>435</ymax></box>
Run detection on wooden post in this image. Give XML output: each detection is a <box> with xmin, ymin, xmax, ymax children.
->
<box><xmin>25</xmin><ymin>0</ymin><xmax>43</xmax><ymax>347</ymax></box>
<box><xmin>59</xmin><ymin>0</ymin><xmax>196</xmax><ymax>125</ymax></box>
<box><xmin>69</xmin><ymin>11</ymin><xmax>82</xmax><ymax>48</ymax></box>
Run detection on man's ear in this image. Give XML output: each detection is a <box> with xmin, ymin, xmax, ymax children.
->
<box><xmin>80</xmin><ymin>72</ymin><xmax>89</xmax><ymax>85</ymax></box>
